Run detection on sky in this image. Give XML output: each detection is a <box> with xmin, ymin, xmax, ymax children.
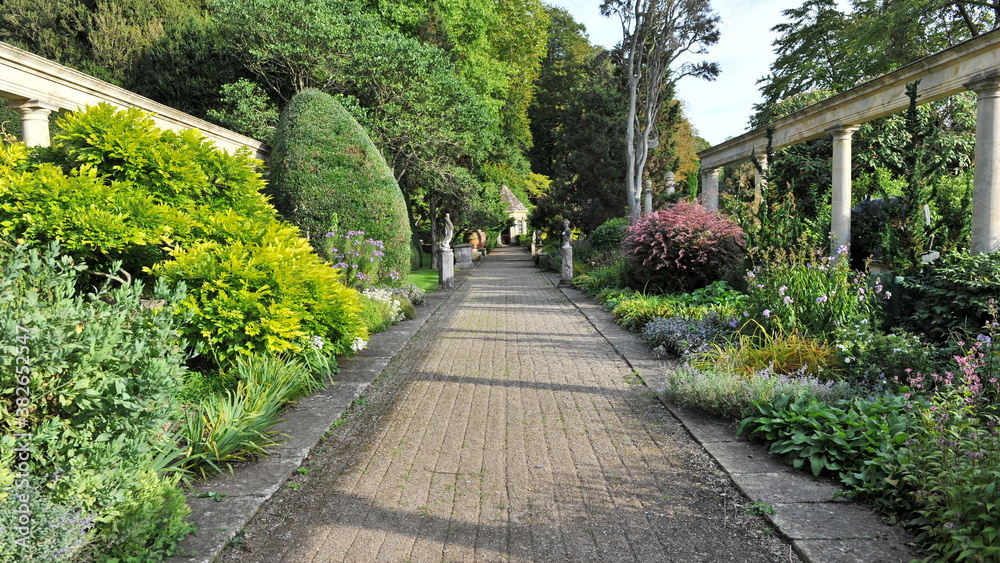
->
<box><xmin>545</xmin><ymin>0</ymin><xmax>851</xmax><ymax>146</ymax></box>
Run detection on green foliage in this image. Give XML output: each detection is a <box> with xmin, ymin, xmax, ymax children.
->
<box><xmin>903</xmin><ymin>252</ymin><xmax>1000</xmax><ymax>342</ymax></box>
<box><xmin>155</xmin><ymin>219</ymin><xmax>366</xmax><ymax>365</ymax></box>
<box><xmin>725</xmin><ymin>130</ymin><xmax>830</xmax><ymax>257</ymax></box>
<box><xmin>344</xmin><ymin>32</ymin><xmax>501</xmax><ymax>218</ymax></box>
<box><xmin>268</xmin><ymin>89</ymin><xmax>411</xmax><ymax>279</ymax></box>
<box><xmin>528</xmin><ymin>10</ymin><xmax>627</xmax><ymax>233</ymax></box>
<box><xmin>321</xmin><ymin>230</ymin><xmax>392</xmax><ymax>287</ymax></box>
<box><xmin>0</xmin><ymin>104</ymin><xmax>366</xmax><ymax>369</ymax></box>
<box><xmin>0</xmin><ymin>104</ymin><xmax>273</xmax><ymax>274</ymax></box>
<box><xmin>738</xmin><ymin>392</ymin><xmax>912</xmax><ymax>477</ymax></box>
<box><xmin>588</xmin><ymin>217</ymin><xmax>629</xmax><ymax>254</ymax></box>
<box><xmin>0</xmin><ymin>243</ymin><xmax>192</xmax><ymax>561</ymax></box>
<box><xmin>358</xmin><ymin>287</ymin><xmax>406</xmax><ymax>334</ymax></box>
<box><xmin>206</xmin><ymin>78</ymin><xmax>279</xmax><ymax>143</ymax></box>
<box><xmin>743</xmin><ymin>248</ymin><xmax>884</xmax><ymax>341</ymax></box>
<box><xmin>358</xmin><ymin>295</ymin><xmax>389</xmax><ymax>334</ymax></box>
<box><xmin>49</xmin><ymin>104</ymin><xmax>271</xmax><ymax>216</ymax></box>
<box><xmin>659</xmin><ymin>365</ymin><xmax>856</xmax><ymax>420</ymax></box>
<box><xmin>690</xmin><ymin>328</ymin><xmax>839</xmax><ymax>379</ymax></box>
<box><xmin>572</xmin><ymin>260</ymin><xmax>629</xmax><ymax>297</ymax></box>
<box><xmin>611</xmin><ymin>281</ymin><xmax>747</xmax><ymax>332</ymax></box>
<box><xmin>832</xmin><ymin>323</ymin><xmax>941</xmax><ymax>389</ymax></box>
<box><xmin>210</xmin><ymin>0</ymin><xmax>359</xmax><ymax>97</ymax></box>
<box><xmin>128</xmin><ymin>13</ymin><xmax>245</xmax><ymax>120</ymax></box>
<box><xmin>182</xmin><ymin>355</ymin><xmax>318</xmax><ymax>478</ymax></box>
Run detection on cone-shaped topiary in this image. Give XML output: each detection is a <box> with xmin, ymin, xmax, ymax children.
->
<box><xmin>268</xmin><ymin>89</ymin><xmax>411</xmax><ymax>280</ymax></box>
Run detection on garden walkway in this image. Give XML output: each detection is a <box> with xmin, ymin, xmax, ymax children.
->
<box><xmin>186</xmin><ymin>247</ymin><xmax>918</xmax><ymax>562</ymax></box>
<box><xmin>216</xmin><ymin>247</ymin><xmax>794</xmax><ymax>562</ymax></box>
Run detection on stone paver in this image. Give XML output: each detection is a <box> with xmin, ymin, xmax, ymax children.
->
<box><xmin>220</xmin><ymin>247</ymin><xmax>792</xmax><ymax>562</ymax></box>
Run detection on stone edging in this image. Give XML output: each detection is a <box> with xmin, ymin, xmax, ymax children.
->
<box><xmin>547</xmin><ymin>274</ymin><xmax>919</xmax><ymax>563</ymax></box>
<box><xmin>166</xmin><ymin>262</ymin><xmax>481</xmax><ymax>563</ymax></box>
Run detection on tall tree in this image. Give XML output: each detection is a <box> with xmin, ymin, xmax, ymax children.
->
<box><xmin>600</xmin><ymin>0</ymin><xmax>720</xmax><ymax>219</ymax></box>
<box><xmin>529</xmin><ymin>7</ymin><xmax>628</xmax><ymax>233</ymax></box>
<box><xmin>209</xmin><ymin>0</ymin><xmax>362</xmax><ymax>99</ymax></box>
<box><xmin>757</xmin><ymin>0</ymin><xmax>851</xmax><ymax>109</ymax></box>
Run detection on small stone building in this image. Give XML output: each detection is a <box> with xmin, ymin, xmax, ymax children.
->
<box><xmin>500</xmin><ymin>186</ymin><xmax>528</xmax><ymax>244</ymax></box>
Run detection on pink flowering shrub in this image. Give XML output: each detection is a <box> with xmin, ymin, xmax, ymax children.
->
<box><xmin>623</xmin><ymin>202</ymin><xmax>745</xmax><ymax>293</ymax></box>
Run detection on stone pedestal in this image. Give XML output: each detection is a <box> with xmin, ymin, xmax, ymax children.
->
<box><xmin>439</xmin><ymin>248</ymin><xmax>455</xmax><ymax>290</ymax></box>
<box><xmin>454</xmin><ymin>243</ymin><xmax>473</xmax><ymax>269</ymax></box>
<box><xmin>559</xmin><ymin>244</ymin><xmax>573</xmax><ymax>287</ymax></box>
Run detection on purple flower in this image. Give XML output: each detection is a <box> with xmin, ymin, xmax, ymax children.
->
<box><xmin>779</xmin><ymin>285</ymin><xmax>787</xmax><ymax>295</ymax></box>
<box><xmin>763</xmin><ymin>309</ymin><xmax>771</xmax><ymax>318</ymax></box>
<box><xmin>816</xmin><ymin>295</ymin><xmax>828</xmax><ymax>303</ymax></box>
<box><xmin>783</xmin><ymin>296</ymin><xmax>794</xmax><ymax>304</ymax></box>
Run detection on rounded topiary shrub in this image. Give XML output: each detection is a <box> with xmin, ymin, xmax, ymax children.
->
<box><xmin>267</xmin><ymin>89</ymin><xmax>411</xmax><ymax>279</ymax></box>
<box><xmin>589</xmin><ymin>217</ymin><xmax>629</xmax><ymax>254</ymax></box>
<box><xmin>624</xmin><ymin>201</ymin><xmax>745</xmax><ymax>293</ymax></box>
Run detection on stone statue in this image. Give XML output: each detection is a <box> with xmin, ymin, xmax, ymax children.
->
<box><xmin>559</xmin><ymin>219</ymin><xmax>573</xmax><ymax>286</ymax></box>
<box><xmin>442</xmin><ymin>213</ymin><xmax>454</xmax><ymax>250</ymax></box>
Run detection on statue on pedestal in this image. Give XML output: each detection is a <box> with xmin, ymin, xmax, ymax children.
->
<box><xmin>442</xmin><ymin>213</ymin><xmax>454</xmax><ymax>250</ymax></box>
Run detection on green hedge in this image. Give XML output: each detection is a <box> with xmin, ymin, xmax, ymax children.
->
<box><xmin>0</xmin><ymin>104</ymin><xmax>365</xmax><ymax>367</ymax></box>
<box><xmin>268</xmin><ymin>89</ymin><xmax>412</xmax><ymax>279</ymax></box>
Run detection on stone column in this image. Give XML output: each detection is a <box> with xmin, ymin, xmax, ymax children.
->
<box><xmin>7</xmin><ymin>99</ymin><xmax>57</xmax><ymax>147</ymax></box>
<box><xmin>643</xmin><ymin>179</ymin><xmax>653</xmax><ymax>215</ymax></box>
<box><xmin>700</xmin><ymin>167</ymin><xmax>721</xmax><ymax>211</ymax></box>
<box><xmin>754</xmin><ymin>153</ymin><xmax>768</xmax><ymax>208</ymax></box>
<box><xmin>830</xmin><ymin>125</ymin><xmax>859</xmax><ymax>255</ymax></box>
<box><xmin>967</xmin><ymin>77</ymin><xmax>1000</xmax><ymax>254</ymax></box>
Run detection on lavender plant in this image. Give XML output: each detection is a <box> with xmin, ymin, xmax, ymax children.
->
<box><xmin>642</xmin><ymin>312</ymin><xmax>736</xmax><ymax>358</ymax></box>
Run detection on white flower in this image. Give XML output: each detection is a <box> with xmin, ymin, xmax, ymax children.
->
<box><xmin>310</xmin><ymin>335</ymin><xmax>324</xmax><ymax>350</ymax></box>
<box><xmin>351</xmin><ymin>337</ymin><xmax>368</xmax><ymax>352</ymax></box>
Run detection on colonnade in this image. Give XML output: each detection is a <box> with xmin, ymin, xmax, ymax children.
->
<box><xmin>697</xmin><ymin>29</ymin><xmax>1000</xmax><ymax>256</ymax></box>
<box><xmin>700</xmin><ymin>76</ymin><xmax>1000</xmax><ymax>256</ymax></box>
<box><xmin>1</xmin><ymin>41</ymin><xmax>266</xmax><ymax>159</ymax></box>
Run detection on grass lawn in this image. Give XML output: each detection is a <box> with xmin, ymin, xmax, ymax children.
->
<box><xmin>406</xmin><ymin>252</ymin><xmax>438</xmax><ymax>293</ymax></box>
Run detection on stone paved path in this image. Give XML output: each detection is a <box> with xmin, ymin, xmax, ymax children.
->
<box><xmin>221</xmin><ymin>248</ymin><xmax>795</xmax><ymax>562</ymax></box>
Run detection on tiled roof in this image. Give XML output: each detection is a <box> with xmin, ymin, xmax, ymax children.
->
<box><xmin>500</xmin><ymin>186</ymin><xmax>528</xmax><ymax>213</ymax></box>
